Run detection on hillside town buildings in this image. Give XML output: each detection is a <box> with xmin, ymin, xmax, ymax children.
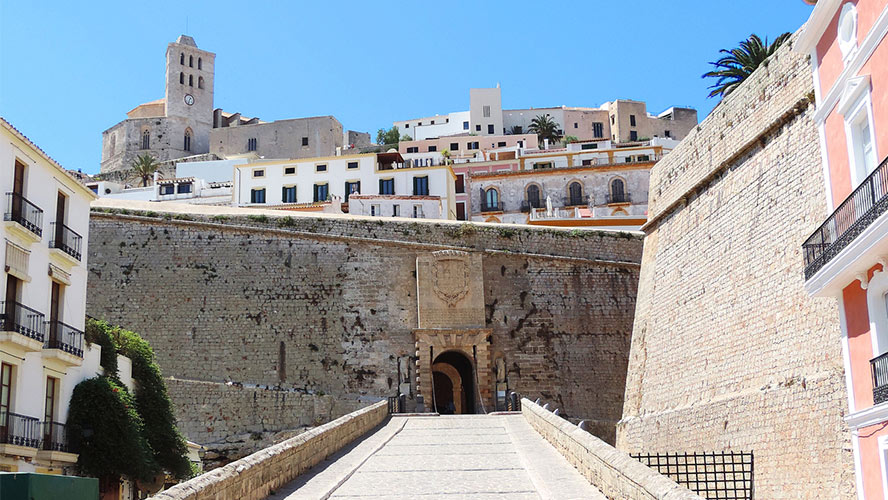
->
<box><xmin>796</xmin><ymin>0</ymin><xmax>888</xmax><ymax>497</ymax></box>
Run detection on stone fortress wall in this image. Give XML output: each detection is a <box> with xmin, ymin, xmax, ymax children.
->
<box><xmin>617</xmin><ymin>32</ymin><xmax>856</xmax><ymax>498</ymax></box>
<box><xmin>86</xmin><ymin>210</ymin><xmax>643</xmax><ymax>450</ymax></box>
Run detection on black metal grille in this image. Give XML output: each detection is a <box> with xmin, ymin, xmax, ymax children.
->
<box><xmin>606</xmin><ymin>193</ymin><xmax>631</xmax><ymax>204</ymax></box>
<box><xmin>388</xmin><ymin>395</ymin><xmax>406</xmax><ymax>414</ymax></box>
<box><xmin>45</xmin><ymin>320</ymin><xmax>84</xmax><ymax>357</ymax></box>
<box><xmin>563</xmin><ymin>196</ymin><xmax>586</xmax><ymax>207</ymax></box>
<box><xmin>872</xmin><ymin>352</ymin><xmax>888</xmax><ymax>405</ymax></box>
<box><xmin>0</xmin><ymin>412</ymin><xmax>40</xmax><ymax>448</ymax></box>
<box><xmin>0</xmin><ymin>301</ymin><xmax>46</xmax><ymax>341</ymax></box>
<box><xmin>480</xmin><ymin>201</ymin><xmax>504</xmax><ymax>212</ymax></box>
<box><xmin>4</xmin><ymin>192</ymin><xmax>43</xmax><ymax>237</ymax></box>
<box><xmin>631</xmin><ymin>451</ymin><xmax>753</xmax><ymax>500</ymax></box>
<box><xmin>803</xmin><ymin>155</ymin><xmax>888</xmax><ymax>279</ymax></box>
<box><xmin>41</xmin><ymin>421</ymin><xmax>71</xmax><ymax>452</ymax></box>
<box><xmin>50</xmin><ymin>222</ymin><xmax>82</xmax><ymax>261</ymax></box>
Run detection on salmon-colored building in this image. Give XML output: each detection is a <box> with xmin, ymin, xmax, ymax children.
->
<box><xmin>797</xmin><ymin>0</ymin><xmax>888</xmax><ymax>497</ymax></box>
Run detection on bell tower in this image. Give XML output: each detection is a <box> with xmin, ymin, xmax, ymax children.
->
<box><xmin>164</xmin><ymin>35</ymin><xmax>214</xmax><ymax>126</ymax></box>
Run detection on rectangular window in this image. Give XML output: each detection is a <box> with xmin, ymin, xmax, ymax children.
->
<box><xmin>313</xmin><ymin>183</ymin><xmax>329</xmax><ymax>202</ymax></box>
<box><xmin>347</xmin><ymin>161</ymin><xmax>359</xmax><ymax>169</ymax></box>
<box><xmin>247</xmin><ymin>138</ymin><xmax>258</xmax><ymax>151</ymax></box>
<box><xmin>160</xmin><ymin>184</ymin><xmax>174</xmax><ymax>195</ymax></box>
<box><xmin>413</xmin><ymin>176</ymin><xmax>429</xmax><ymax>196</ymax></box>
<box><xmin>177</xmin><ymin>182</ymin><xmax>192</xmax><ymax>194</ymax></box>
<box><xmin>574</xmin><ymin>122</ymin><xmax>578</xmax><ymax>129</ymax></box>
<box><xmin>463</xmin><ymin>121</ymin><xmax>469</xmax><ymax>130</ymax></box>
<box><xmin>664</xmin><ymin>130</ymin><xmax>671</xmax><ymax>138</ymax></box>
<box><xmin>456</xmin><ymin>202</ymin><xmax>466</xmax><ymax>221</ymax></box>
<box><xmin>630</xmin><ymin>130</ymin><xmax>638</xmax><ymax>141</ymax></box>
<box><xmin>413</xmin><ymin>205</ymin><xmax>424</xmax><ymax>218</ymax></box>
<box><xmin>455</xmin><ymin>174</ymin><xmax>465</xmax><ymax>194</ymax></box>
<box><xmin>630</xmin><ymin>115</ymin><xmax>636</xmax><ymax>126</ymax></box>
<box><xmin>450</xmin><ymin>142</ymin><xmax>459</xmax><ymax>151</ymax></box>
<box><xmin>534</xmin><ymin>162</ymin><xmax>553</xmax><ymax>170</ymax></box>
<box><xmin>316</xmin><ymin>164</ymin><xmax>327</xmax><ymax>172</ymax></box>
<box><xmin>475</xmin><ymin>125</ymin><xmax>481</xmax><ymax>132</ymax></box>
<box><xmin>253</xmin><ymin>169</ymin><xmax>265</xmax><ymax>178</ymax></box>
<box><xmin>581</xmin><ymin>143</ymin><xmax>598</xmax><ymax>150</ymax></box>
<box><xmin>302</xmin><ymin>137</ymin><xmax>309</xmax><ymax>147</ymax></box>
<box><xmin>282</xmin><ymin>186</ymin><xmax>297</xmax><ymax>203</ymax></box>
<box><xmin>467</xmin><ymin>142</ymin><xmax>479</xmax><ymax>150</ymax></box>
<box><xmin>393</xmin><ymin>205</ymin><xmax>400</xmax><ymax>217</ymax></box>
<box><xmin>418</xmin><ymin>122</ymin><xmax>422</xmax><ymax>126</ymax></box>
<box><xmin>371</xmin><ymin>204</ymin><xmax>380</xmax><ymax>216</ymax></box>
<box><xmin>483</xmin><ymin>105</ymin><xmax>491</xmax><ymax>118</ymax></box>
<box><xmin>345</xmin><ymin>181</ymin><xmax>361</xmax><ymax>202</ymax></box>
<box><xmin>1</xmin><ymin>363</ymin><xmax>11</xmax><ymax>435</ymax></box>
<box><xmin>610</xmin><ymin>116</ymin><xmax>615</xmax><ymax>125</ymax></box>
<box><xmin>406</xmin><ymin>147</ymin><xmax>419</xmax><ymax>153</ymax></box>
<box><xmin>487</xmin><ymin>124</ymin><xmax>494</xmax><ymax>134</ymax></box>
<box><xmin>44</xmin><ymin>376</ymin><xmax>57</xmax><ymax>424</ymax></box>
<box><xmin>405</xmin><ymin>123</ymin><xmax>409</xmax><ymax>128</ymax></box>
<box><xmin>379</xmin><ymin>178</ymin><xmax>395</xmax><ymax>195</ymax></box>
<box><xmin>284</xmin><ymin>166</ymin><xmax>296</xmax><ymax>175</ymax></box>
<box><xmin>428</xmin><ymin>145</ymin><xmax>437</xmax><ymax>152</ymax></box>
<box><xmin>431</xmin><ymin>120</ymin><xmax>435</xmax><ymax>125</ymax></box>
<box><xmin>250</xmin><ymin>188</ymin><xmax>266</xmax><ymax>204</ymax></box>
<box><xmin>593</xmin><ymin>122</ymin><xmax>604</xmax><ymax>138</ymax></box>
<box><xmin>497</xmin><ymin>141</ymin><xmax>506</xmax><ymax>147</ymax></box>
<box><xmin>582</xmin><ymin>159</ymin><xmax>593</xmax><ymax>166</ymax></box>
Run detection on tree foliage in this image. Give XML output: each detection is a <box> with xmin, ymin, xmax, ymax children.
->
<box><xmin>376</xmin><ymin>126</ymin><xmax>407</xmax><ymax>146</ymax></box>
<box><xmin>131</xmin><ymin>153</ymin><xmax>160</xmax><ymax>187</ymax></box>
<box><xmin>527</xmin><ymin>115</ymin><xmax>561</xmax><ymax>144</ymax></box>
<box><xmin>702</xmin><ymin>33</ymin><xmax>791</xmax><ymax>98</ymax></box>
<box><xmin>71</xmin><ymin>319</ymin><xmax>191</xmax><ymax>482</ymax></box>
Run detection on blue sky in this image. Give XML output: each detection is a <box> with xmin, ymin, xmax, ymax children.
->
<box><xmin>0</xmin><ymin>1</ymin><xmax>814</xmax><ymax>175</ymax></box>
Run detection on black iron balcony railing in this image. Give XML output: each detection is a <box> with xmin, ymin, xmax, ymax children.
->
<box><xmin>872</xmin><ymin>352</ymin><xmax>888</xmax><ymax>405</ymax></box>
<box><xmin>4</xmin><ymin>192</ymin><xmax>43</xmax><ymax>238</ymax></box>
<box><xmin>45</xmin><ymin>320</ymin><xmax>84</xmax><ymax>357</ymax></box>
<box><xmin>480</xmin><ymin>201</ymin><xmax>504</xmax><ymax>212</ymax></box>
<box><xmin>803</xmin><ymin>156</ymin><xmax>888</xmax><ymax>279</ymax></box>
<box><xmin>520</xmin><ymin>199</ymin><xmax>542</xmax><ymax>213</ymax></box>
<box><xmin>0</xmin><ymin>412</ymin><xmax>40</xmax><ymax>448</ymax></box>
<box><xmin>41</xmin><ymin>421</ymin><xmax>72</xmax><ymax>453</ymax></box>
<box><xmin>50</xmin><ymin>222</ymin><xmax>82</xmax><ymax>261</ymax></box>
<box><xmin>563</xmin><ymin>196</ymin><xmax>586</xmax><ymax>207</ymax></box>
<box><xmin>0</xmin><ymin>301</ymin><xmax>45</xmax><ymax>342</ymax></box>
<box><xmin>606</xmin><ymin>193</ymin><xmax>631</xmax><ymax>204</ymax></box>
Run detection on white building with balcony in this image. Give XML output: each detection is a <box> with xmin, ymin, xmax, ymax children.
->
<box><xmin>0</xmin><ymin>117</ymin><xmax>100</xmax><ymax>472</ymax></box>
<box><xmin>232</xmin><ymin>152</ymin><xmax>457</xmax><ymax>219</ymax></box>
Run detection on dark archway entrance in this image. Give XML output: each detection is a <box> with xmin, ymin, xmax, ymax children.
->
<box><xmin>432</xmin><ymin>350</ymin><xmax>475</xmax><ymax>414</ymax></box>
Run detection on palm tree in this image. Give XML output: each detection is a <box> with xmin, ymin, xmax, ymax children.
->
<box><xmin>131</xmin><ymin>153</ymin><xmax>159</xmax><ymax>187</ymax></box>
<box><xmin>703</xmin><ymin>33</ymin><xmax>791</xmax><ymax>98</ymax></box>
<box><xmin>441</xmin><ymin>149</ymin><xmax>452</xmax><ymax>165</ymax></box>
<box><xmin>527</xmin><ymin>115</ymin><xmax>560</xmax><ymax>144</ymax></box>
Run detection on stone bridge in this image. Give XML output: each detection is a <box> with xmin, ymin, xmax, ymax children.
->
<box><xmin>153</xmin><ymin>399</ymin><xmax>703</xmax><ymax>500</ymax></box>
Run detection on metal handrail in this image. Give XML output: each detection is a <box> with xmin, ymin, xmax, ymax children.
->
<box><xmin>4</xmin><ymin>192</ymin><xmax>43</xmax><ymax>237</ymax></box>
<box><xmin>0</xmin><ymin>412</ymin><xmax>40</xmax><ymax>448</ymax></box>
<box><xmin>803</xmin><ymin>155</ymin><xmax>888</xmax><ymax>279</ymax></box>
<box><xmin>45</xmin><ymin>320</ymin><xmax>84</xmax><ymax>357</ymax></box>
<box><xmin>872</xmin><ymin>351</ymin><xmax>888</xmax><ymax>405</ymax></box>
<box><xmin>606</xmin><ymin>193</ymin><xmax>631</xmax><ymax>204</ymax></box>
<box><xmin>41</xmin><ymin>421</ymin><xmax>71</xmax><ymax>452</ymax></box>
<box><xmin>480</xmin><ymin>201</ymin><xmax>504</xmax><ymax>212</ymax></box>
<box><xmin>0</xmin><ymin>301</ymin><xmax>45</xmax><ymax>341</ymax></box>
<box><xmin>50</xmin><ymin>222</ymin><xmax>83</xmax><ymax>261</ymax></box>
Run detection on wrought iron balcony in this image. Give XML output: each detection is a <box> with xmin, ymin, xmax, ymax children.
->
<box><xmin>520</xmin><ymin>200</ymin><xmax>542</xmax><ymax>213</ymax></box>
<box><xmin>0</xmin><ymin>301</ymin><xmax>45</xmax><ymax>342</ymax></box>
<box><xmin>41</xmin><ymin>421</ymin><xmax>72</xmax><ymax>453</ymax></box>
<box><xmin>563</xmin><ymin>196</ymin><xmax>587</xmax><ymax>207</ymax></box>
<box><xmin>606</xmin><ymin>193</ymin><xmax>631</xmax><ymax>204</ymax></box>
<box><xmin>0</xmin><ymin>412</ymin><xmax>40</xmax><ymax>448</ymax></box>
<box><xmin>45</xmin><ymin>320</ymin><xmax>84</xmax><ymax>357</ymax></box>
<box><xmin>873</xmin><ymin>351</ymin><xmax>888</xmax><ymax>405</ymax></box>
<box><xmin>4</xmin><ymin>192</ymin><xmax>43</xmax><ymax>238</ymax></box>
<box><xmin>50</xmin><ymin>222</ymin><xmax>82</xmax><ymax>261</ymax></box>
<box><xmin>480</xmin><ymin>201</ymin><xmax>504</xmax><ymax>213</ymax></box>
<box><xmin>803</xmin><ymin>156</ymin><xmax>888</xmax><ymax>280</ymax></box>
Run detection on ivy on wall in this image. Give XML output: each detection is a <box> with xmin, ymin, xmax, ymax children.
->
<box><xmin>71</xmin><ymin>319</ymin><xmax>191</xmax><ymax>482</ymax></box>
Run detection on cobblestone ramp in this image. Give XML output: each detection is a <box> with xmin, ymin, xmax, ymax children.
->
<box><xmin>268</xmin><ymin>414</ymin><xmax>603</xmax><ymax>500</ymax></box>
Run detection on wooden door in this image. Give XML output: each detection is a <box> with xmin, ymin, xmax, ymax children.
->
<box><xmin>4</xmin><ymin>276</ymin><xmax>18</xmax><ymax>331</ymax></box>
<box><xmin>0</xmin><ymin>363</ymin><xmax>11</xmax><ymax>443</ymax></box>
<box><xmin>55</xmin><ymin>191</ymin><xmax>66</xmax><ymax>244</ymax></box>
<box><xmin>11</xmin><ymin>161</ymin><xmax>24</xmax><ymax>220</ymax></box>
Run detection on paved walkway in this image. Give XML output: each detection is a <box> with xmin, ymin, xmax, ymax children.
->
<box><xmin>268</xmin><ymin>414</ymin><xmax>603</xmax><ymax>500</ymax></box>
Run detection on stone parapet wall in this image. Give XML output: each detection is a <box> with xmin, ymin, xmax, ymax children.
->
<box><xmin>646</xmin><ymin>30</ymin><xmax>814</xmax><ymax>223</ymax></box>
<box><xmin>152</xmin><ymin>401</ymin><xmax>388</xmax><ymax>500</ymax></box>
<box><xmin>522</xmin><ymin>399</ymin><xmax>703</xmax><ymax>500</ymax></box>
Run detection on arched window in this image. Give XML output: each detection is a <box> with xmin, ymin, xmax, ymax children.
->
<box><xmin>568</xmin><ymin>182</ymin><xmax>584</xmax><ymax>206</ymax></box>
<box><xmin>484</xmin><ymin>188</ymin><xmax>499</xmax><ymax>211</ymax></box>
<box><xmin>179</xmin><ymin>72</ymin><xmax>184</xmax><ymax>84</ymax></box>
<box><xmin>198</xmin><ymin>76</ymin><xmax>204</xmax><ymax>89</ymax></box>
<box><xmin>141</xmin><ymin>129</ymin><xmax>150</xmax><ymax>150</ymax></box>
<box><xmin>184</xmin><ymin>128</ymin><xmax>192</xmax><ymax>152</ymax></box>
<box><xmin>526</xmin><ymin>184</ymin><xmax>541</xmax><ymax>209</ymax></box>
<box><xmin>609</xmin><ymin>178</ymin><xmax>626</xmax><ymax>203</ymax></box>
<box><xmin>189</xmin><ymin>75</ymin><xmax>193</xmax><ymax>87</ymax></box>
<box><xmin>179</xmin><ymin>53</ymin><xmax>184</xmax><ymax>65</ymax></box>
<box><xmin>189</xmin><ymin>55</ymin><xmax>193</xmax><ymax>67</ymax></box>
<box><xmin>198</xmin><ymin>57</ymin><xmax>202</xmax><ymax>70</ymax></box>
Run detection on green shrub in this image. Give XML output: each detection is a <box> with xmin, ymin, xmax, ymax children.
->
<box><xmin>84</xmin><ymin>319</ymin><xmax>118</xmax><ymax>378</ymax></box>
<box><xmin>247</xmin><ymin>214</ymin><xmax>269</xmax><ymax>223</ymax></box>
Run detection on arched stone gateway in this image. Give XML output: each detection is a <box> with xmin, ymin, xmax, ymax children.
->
<box><xmin>414</xmin><ymin>251</ymin><xmax>493</xmax><ymax>412</ymax></box>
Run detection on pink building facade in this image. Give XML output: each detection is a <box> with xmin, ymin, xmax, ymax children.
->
<box><xmin>797</xmin><ymin>1</ymin><xmax>888</xmax><ymax>497</ymax></box>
